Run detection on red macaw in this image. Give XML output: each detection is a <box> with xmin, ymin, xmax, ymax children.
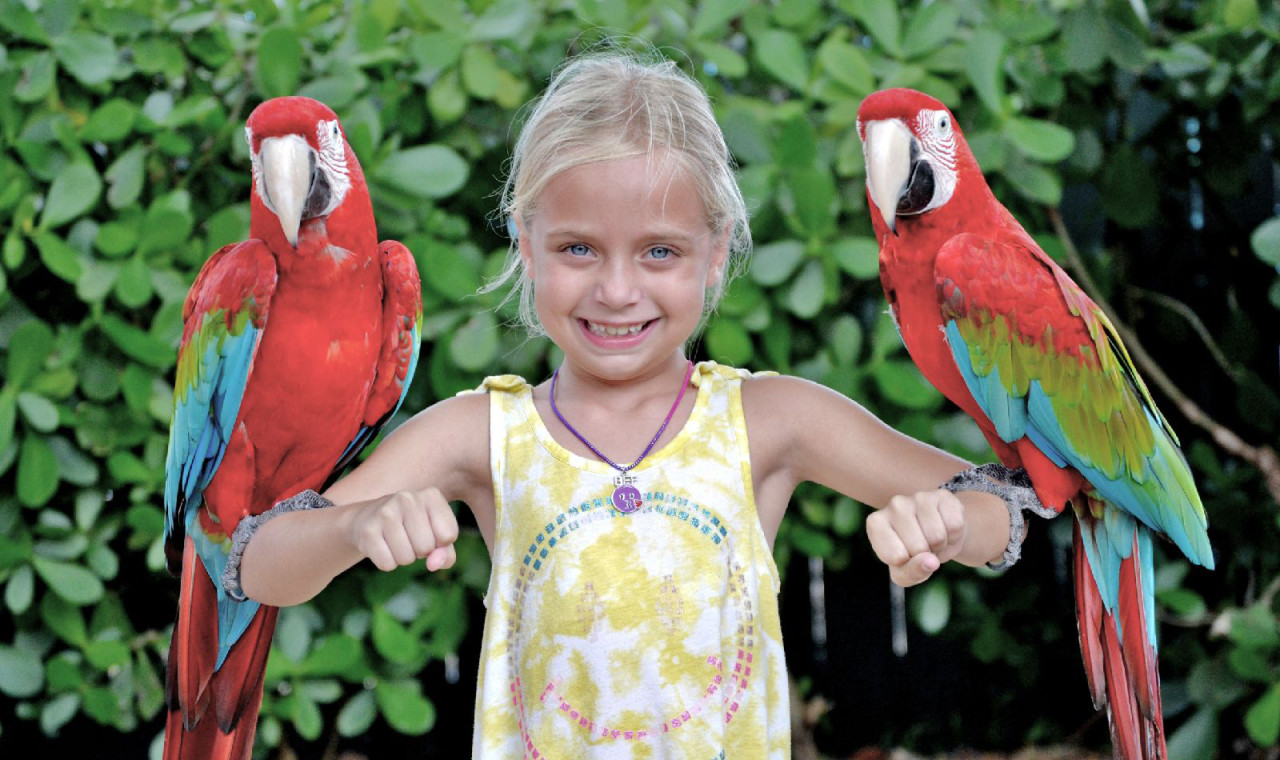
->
<box><xmin>162</xmin><ymin>96</ymin><xmax>422</xmax><ymax>759</ymax></box>
<box><xmin>856</xmin><ymin>89</ymin><xmax>1213</xmax><ymax>759</ymax></box>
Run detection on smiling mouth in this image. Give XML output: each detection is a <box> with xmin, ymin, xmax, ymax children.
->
<box><xmin>583</xmin><ymin>319</ymin><xmax>652</xmax><ymax>337</ymax></box>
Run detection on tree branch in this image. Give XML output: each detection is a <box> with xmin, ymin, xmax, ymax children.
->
<box><xmin>1048</xmin><ymin>208</ymin><xmax>1280</xmax><ymax>505</ymax></box>
<box><xmin>1127</xmin><ymin>287</ymin><xmax>1242</xmax><ymax>381</ymax></box>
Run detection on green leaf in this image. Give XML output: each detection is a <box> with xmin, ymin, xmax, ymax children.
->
<box><xmin>115</xmin><ymin>256</ymin><xmax>154</xmax><ymax>308</ymax></box>
<box><xmin>706</xmin><ymin>319</ymin><xmax>754</xmax><ymax>365</ymax></box>
<box><xmin>6</xmin><ymin>564</ymin><xmax>33</xmax><ymax>614</ymax></box>
<box><xmin>0</xmin><ymin>645</ymin><xmax>44</xmax><ymax>698</ymax></box>
<box><xmin>376</xmin><ymin>145</ymin><xmax>469</xmax><ymax>200</ymax></box>
<box><xmin>829</xmin><ymin>315</ymin><xmax>863</xmax><ymax>366</ymax></box>
<box><xmin>785</xmin><ymin>167</ymin><xmax>836</xmax><ymax>239</ymax></box>
<box><xmin>40</xmin><ymin>693</ymin><xmax>80</xmax><ymax>735</ymax></box>
<box><xmin>16</xmin><ymin>392</ymin><xmax>57</xmax><ymax>432</ymax></box>
<box><xmin>692</xmin><ymin>0</ymin><xmax>749</xmax><ymax>37</ymax></box>
<box><xmin>1153</xmin><ymin>42</ymin><xmax>1214</xmax><ymax>78</ymax></box>
<box><xmin>832</xmin><ymin>497</ymin><xmax>862</xmax><ymax>536</ymax></box>
<box><xmin>84</xmin><ymin>639</ymin><xmax>130</xmax><ymax>671</ymax></box>
<box><xmin>1228</xmin><ymin>604</ymin><xmax>1280</xmax><ymax>649</ymax></box>
<box><xmin>34</xmin><ymin>232</ymin><xmax>84</xmax><ymax>283</ymax></box>
<box><xmin>817</xmin><ymin>38</ymin><xmax>873</xmax><ymax>95</ymax></box>
<box><xmin>871</xmin><ymin>360</ymin><xmax>942</xmax><ymax>410</ymax></box>
<box><xmin>95</xmin><ymin>220</ymin><xmax>138</xmax><ymax>258</ymax></box>
<box><xmin>842</xmin><ymin>0</ymin><xmax>902</xmax><ymax>56</ymax></box>
<box><xmin>694</xmin><ymin>41</ymin><xmax>748</xmax><ymax>79</ymax></box>
<box><xmin>17</xmin><ymin>435</ymin><xmax>58</xmax><ymax>507</ymax></box>
<box><xmin>427</xmin><ymin>68</ymin><xmax>467</xmax><ymax>124</ymax></box>
<box><xmin>752</xmin><ymin>29</ymin><xmax>809</xmax><ymax>93</ymax></box>
<box><xmin>8</xmin><ymin>320</ymin><xmax>55</xmax><ymax>388</ymax></box>
<box><xmin>1224</xmin><ymin>0</ymin><xmax>1261</xmax><ymax>29</ymax></box>
<box><xmin>299</xmin><ymin>634</ymin><xmax>361</xmax><ymax>677</ymax></box>
<box><xmin>98</xmin><ymin>314</ymin><xmax>175</xmax><ymax>370</ymax></box>
<box><xmin>1003</xmin><ymin>118</ymin><xmax>1076</xmax><ymax>163</ymax></box>
<box><xmin>1156</xmin><ymin>587</ymin><xmax>1206</xmax><ymax>617</ymax></box>
<box><xmin>298</xmin><ymin>76</ymin><xmax>360</xmax><ymax>111</ymax></box>
<box><xmin>133</xmin><ymin>37</ymin><xmax>186</xmax><ymax>80</ymax></box>
<box><xmin>337</xmin><ymin>690</ymin><xmax>377</xmax><ymax>737</ymax></box>
<box><xmin>80</xmin><ymin>99</ymin><xmax>138</xmax><ymax>143</ymax></box>
<box><xmin>254</xmin><ymin>26</ymin><xmax>303</xmax><ymax>98</ymax></box>
<box><xmin>137</xmin><ymin>191</ymin><xmax>194</xmax><ymax>256</ymax></box>
<box><xmin>408</xmin><ymin>31</ymin><xmax>464</xmax><ymax>77</ymax></box>
<box><xmin>1245</xmin><ymin>682</ymin><xmax>1280</xmax><ymax>746</ymax></box>
<box><xmin>1249</xmin><ymin>217</ymin><xmax>1280</xmax><ymax>267</ymax></box>
<box><xmin>468</xmin><ymin>0</ymin><xmax>533</xmax><ymax>40</ymax></box>
<box><xmin>0</xmin><ymin>394</ymin><xmax>13</xmax><ymax>458</ymax></box>
<box><xmin>291</xmin><ymin>690</ymin><xmax>323</xmax><ymax>741</ymax></box>
<box><xmin>52</xmin><ymin>30</ymin><xmax>119</xmax><ymax>86</ymax></box>
<box><xmin>1002</xmin><ymin>158</ymin><xmax>1062</xmax><ymax>206</ymax></box>
<box><xmin>1167</xmin><ymin>707</ymin><xmax>1217</xmax><ymax>760</ymax></box>
<box><xmin>1062</xmin><ymin>9</ymin><xmax>1107</xmax><ymax>73</ymax></box>
<box><xmin>831</xmin><ymin>237</ymin><xmax>880</xmax><ymax>280</ymax></box>
<box><xmin>105</xmin><ymin>145</ymin><xmax>146</xmax><ymax>210</ymax></box>
<box><xmin>902</xmin><ymin>3</ymin><xmax>959</xmax><ymax>59</ymax></box>
<box><xmin>911</xmin><ymin>579</ymin><xmax>950</xmax><ymax>634</ymax></box>
<box><xmin>773</xmin><ymin>114</ymin><xmax>817</xmax><ymax>170</ymax></box>
<box><xmin>460</xmin><ymin>44</ymin><xmax>499</xmax><ymax>100</ymax></box>
<box><xmin>786</xmin><ymin>260</ymin><xmax>825</xmax><ymax>318</ymax></box>
<box><xmin>751</xmin><ymin>240</ymin><xmax>804</xmax><ymax>286</ymax></box>
<box><xmin>449</xmin><ymin>311</ymin><xmax>499</xmax><ymax>373</ymax></box>
<box><xmin>965</xmin><ymin>30</ymin><xmax>1006</xmax><ymax>116</ymax></box>
<box><xmin>15</xmin><ymin>51</ymin><xmax>55</xmax><ymax>103</ymax></box>
<box><xmin>375</xmin><ymin>678</ymin><xmax>436</xmax><ymax>734</ymax></box>
<box><xmin>41</xmin><ymin>162</ymin><xmax>103</xmax><ymax>229</ymax></box>
<box><xmin>33</xmin><ymin>556</ymin><xmax>103</xmax><ymax>606</ymax></box>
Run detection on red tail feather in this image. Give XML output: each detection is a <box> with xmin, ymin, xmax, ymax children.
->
<box><xmin>1073</xmin><ymin>511</ymin><xmax>1166</xmax><ymax>760</ymax></box>
<box><xmin>165</xmin><ymin>536</ymin><xmax>276</xmax><ymax>760</ymax></box>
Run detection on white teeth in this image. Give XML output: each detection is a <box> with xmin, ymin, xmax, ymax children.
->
<box><xmin>587</xmin><ymin>321</ymin><xmax>646</xmax><ymax>337</ymax></box>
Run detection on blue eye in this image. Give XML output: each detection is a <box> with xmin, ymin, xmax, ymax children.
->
<box><xmin>567</xmin><ymin>244</ymin><xmax>591</xmax><ymax>257</ymax></box>
<box><xmin>649</xmin><ymin>246</ymin><xmax>673</xmax><ymax>260</ymax></box>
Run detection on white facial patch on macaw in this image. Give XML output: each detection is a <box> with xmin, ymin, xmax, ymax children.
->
<box><xmin>910</xmin><ymin>108</ymin><xmax>959</xmax><ymax>213</ymax></box>
<box><xmin>313</xmin><ymin>119</ymin><xmax>351</xmax><ymax>215</ymax></box>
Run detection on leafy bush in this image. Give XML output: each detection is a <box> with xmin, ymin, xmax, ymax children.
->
<box><xmin>0</xmin><ymin>0</ymin><xmax>1277</xmax><ymax>757</ymax></box>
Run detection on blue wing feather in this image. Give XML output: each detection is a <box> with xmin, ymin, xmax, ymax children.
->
<box><xmin>162</xmin><ymin>240</ymin><xmax>278</xmax><ymax>669</ymax></box>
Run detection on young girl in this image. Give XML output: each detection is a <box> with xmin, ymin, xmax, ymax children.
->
<box><xmin>231</xmin><ymin>52</ymin><xmax>1036</xmax><ymax>758</ymax></box>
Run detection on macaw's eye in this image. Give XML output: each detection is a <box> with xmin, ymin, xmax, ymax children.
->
<box><xmin>935</xmin><ymin>112</ymin><xmax>950</xmax><ymax>134</ymax></box>
<box><xmin>332</xmin><ymin>124</ymin><xmax>340</xmax><ymax>138</ymax></box>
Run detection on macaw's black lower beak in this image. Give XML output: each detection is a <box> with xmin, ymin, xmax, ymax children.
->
<box><xmin>897</xmin><ymin>159</ymin><xmax>935</xmax><ymax>216</ymax></box>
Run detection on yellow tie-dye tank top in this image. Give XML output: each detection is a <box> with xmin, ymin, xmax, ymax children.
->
<box><xmin>469</xmin><ymin>361</ymin><xmax>789</xmax><ymax>759</ymax></box>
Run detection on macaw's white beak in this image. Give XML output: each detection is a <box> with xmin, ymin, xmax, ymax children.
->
<box><xmin>862</xmin><ymin>119</ymin><xmax>915</xmax><ymax>236</ymax></box>
<box><xmin>258</xmin><ymin>134</ymin><xmax>313</xmax><ymax>247</ymax></box>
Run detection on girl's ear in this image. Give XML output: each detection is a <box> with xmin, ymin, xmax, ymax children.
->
<box><xmin>705</xmin><ymin>225</ymin><xmax>732</xmax><ymax>288</ymax></box>
<box><xmin>514</xmin><ymin>215</ymin><xmax>534</xmax><ymax>282</ymax></box>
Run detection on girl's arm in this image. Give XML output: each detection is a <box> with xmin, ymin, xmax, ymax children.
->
<box><xmin>743</xmin><ymin>374</ymin><xmax>1011</xmax><ymax>581</ymax></box>
<box><xmin>238</xmin><ymin>391</ymin><xmax>492</xmax><ymax>606</ymax></box>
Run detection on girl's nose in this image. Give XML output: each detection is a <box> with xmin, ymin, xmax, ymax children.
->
<box><xmin>595</xmin><ymin>257</ymin><xmax>642</xmax><ymax>309</ymax></box>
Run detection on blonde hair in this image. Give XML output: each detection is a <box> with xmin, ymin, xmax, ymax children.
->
<box><xmin>484</xmin><ymin>47</ymin><xmax>751</xmax><ymax>335</ymax></box>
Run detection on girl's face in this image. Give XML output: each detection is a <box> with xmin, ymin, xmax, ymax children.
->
<box><xmin>520</xmin><ymin>154</ymin><xmax>727</xmax><ymax>385</ymax></box>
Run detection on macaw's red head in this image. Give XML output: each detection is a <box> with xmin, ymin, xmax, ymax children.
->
<box><xmin>245</xmin><ymin>96</ymin><xmax>355</xmax><ymax>247</ymax></box>
<box><xmin>857</xmin><ymin>88</ymin><xmax>980</xmax><ymax>235</ymax></box>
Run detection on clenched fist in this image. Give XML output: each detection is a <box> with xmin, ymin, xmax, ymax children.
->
<box><xmin>349</xmin><ymin>488</ymin><xmax>459</xmax><ymax>572</ymax></box>
<box><xmin>866</xmin><ymin>489</ymin><xmax>967</xmax><ymax>586</ymax></box>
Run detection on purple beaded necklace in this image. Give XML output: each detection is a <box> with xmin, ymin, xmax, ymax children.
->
<box><xmin>549</xmin><ymin>361</ymin><xmax>694</xmax><ymax>513</ymax></box>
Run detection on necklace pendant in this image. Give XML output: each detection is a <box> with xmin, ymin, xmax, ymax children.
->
<box><xmin>611</xmin><ymin>472</ymin><xmax>642</xmax><ymax>513</ymax></box>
